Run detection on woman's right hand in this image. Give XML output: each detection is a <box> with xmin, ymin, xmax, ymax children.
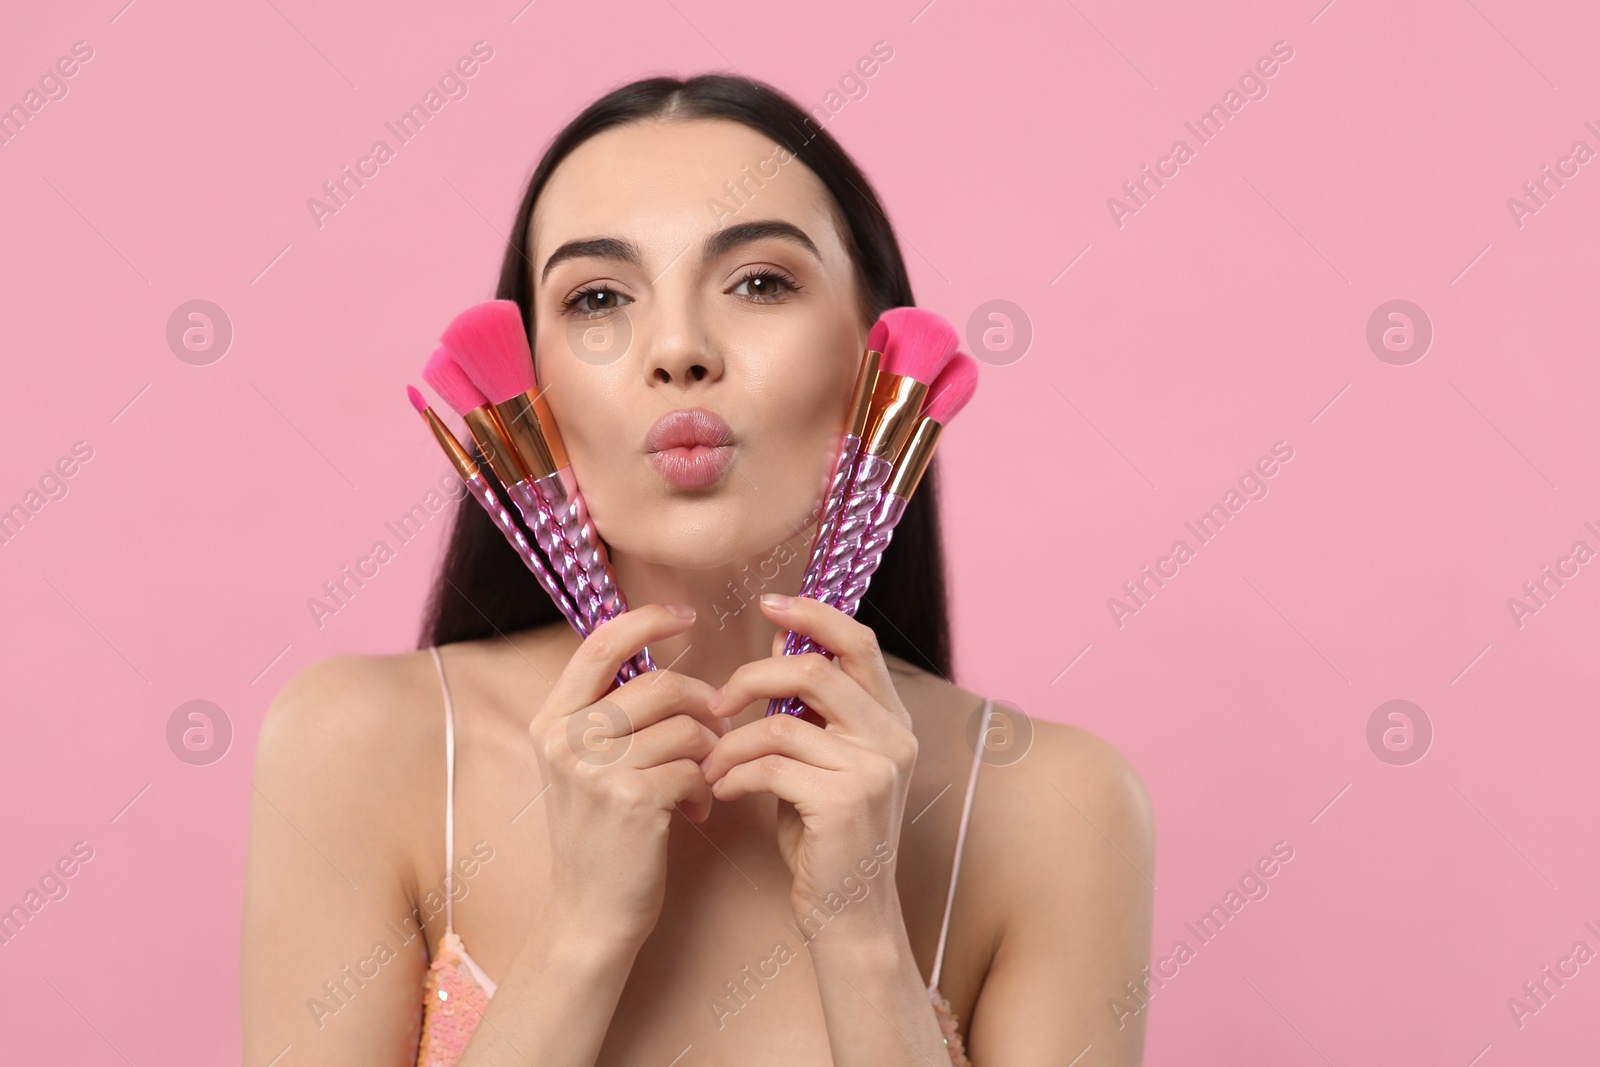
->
<box><xmin>527</xmin><ymin>603</ymin><xmax>723</xmax><ymax>947</ymax></box>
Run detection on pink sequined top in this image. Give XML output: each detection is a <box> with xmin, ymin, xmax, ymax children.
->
<box><xmin>415</xmin><ymin>646</ymin><xmax>987</xmax><ymax>1066</ymax></box>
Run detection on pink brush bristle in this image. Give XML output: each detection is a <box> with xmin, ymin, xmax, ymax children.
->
<box><xmin>922</xmin><ymin>353</ymin><xmax>979</xmax><ymax>425</ymax></box>
<box><xmin>406</xmin><ymin>384</ymin><xmax>429</xmax><ymax>414</ymax></box>
<box><xmin>867</xmin><ymin>317</ymin><xmax>890</xmax><ymax>353</ymax></box>
<box><xmin>441</xmin><ymin>299</ymin><xmax>536</xmax><ymax>405</ymax></box>
<box><xmin>876</xmin><ymin>306</ymin><xmax>959</xmax><ymax>384</ymax></box>
<box><xmin>421</xmin><ymin>346</ymin><xmax>488</xmax><ymax>415</ymax></box>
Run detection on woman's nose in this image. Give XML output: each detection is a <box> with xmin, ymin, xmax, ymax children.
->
<box><xmin>651</xmin><ymin>358</ymin><xmax>713</xmax><ymax>384</ymax></box>
<box><xmin>644</xmin><ymin>324</ymin><xmax>724</xmax><ymax>388</ymax></box>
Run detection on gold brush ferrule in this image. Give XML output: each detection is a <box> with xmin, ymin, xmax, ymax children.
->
<box><xmin>529</xmin><ymin>388</ymin><xmax>570</xmax><ymax>470</ymax></box>
<box><xmin>463</xmin><ymin>406</ymin><xmax>530</xmax><ymax>485</ymax></box>
<box><xmin>862</xmin><ymin>373</ymin><xmax>930</xmax><ymax>461</ymax></box>
<box><xmin>490</xmin><ymin>389</ymin><xmax>569</xmax><ymax>479</ymax></box>
<box><xmin>422</xmin><ymin>407</ymin><xmax>480</xmax><ymax>481</ymax></box>
<box><xmin>885</xmin><ymin>417</ymin><xmax>944</xmax><ymax>501</ymax></box>
<box><xmin>844</xmin><ymin>348</ymin><xmax>882</xmax><ymax>438</ymax></box>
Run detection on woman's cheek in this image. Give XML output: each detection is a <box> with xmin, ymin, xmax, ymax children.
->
<box><xmin>576</xmin><ymin>440</ymin><xmax>645</xmax><ymax>545</ymax></box>
<box><xmin>780</xmin><ymin>417</ymin><xmax>849</xmax><ymax>518</ymax></box>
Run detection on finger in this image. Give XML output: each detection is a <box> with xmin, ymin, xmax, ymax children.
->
<box><xmin>643</xmin><ymin>758</ymin><xmax>715</xmax><ymax>823</ymax></box>
<box><xmin>711</xmin><ymin>653</ymin><xmax>876</xmax><ymax>734</ymax></box>
<box><xmin>623</xmin><ymin>714</ymin><xmax>721</xmax><ymax>771</ymax></box>
<box><xmin>541</xmin><ymin>604</ymin><xmax>697</xmax><ymax>718</ymax></box>
<box><xmin>606</xmin><ymin>669</ymin><xmax>725</xmax><ymax>738</ymax></box>
<box><xmin>756</xmin><ymin>595</ymin><xmax>899</xmax><ymax>711</ymax></box>
<box><xmin>711</xmin><ymin>753</ymin><xmax>827</xmax><ymax>804</ymax></box>
<box><xmin>564</xmin><ymin>707</ymin><xmax>720</xmax><ymax>771</ymax></box>
<box><xmin>700</xmin><ymin>709</ymin><xmax>849</xmax><ymax>786</ymax></box>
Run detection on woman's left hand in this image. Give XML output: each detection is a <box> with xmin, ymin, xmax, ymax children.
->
<box><xmin>699</xmin><ymin>593</ymin><xmax>919</xmax><ymax>927</ymax></box>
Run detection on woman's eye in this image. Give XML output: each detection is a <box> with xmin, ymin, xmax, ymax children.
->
<box><xmin>561</xmin><ymin>286</ymin><xmax>631</xmax><ymax>315</ymax></box>
<box><xmin>731</xmin><ymin>270</ymin><xmax>800</xmax><ymax>301</ymax></box>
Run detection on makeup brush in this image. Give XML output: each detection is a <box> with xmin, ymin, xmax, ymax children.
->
<box><xmin>426</xmin><ymin>332</ymin><xmax>604</xmax><ymax>634</ymax></box>
<box><xmin>772</xmin><ymin>352</ymin><xmax>978</xmax><ymax>718</ymax></box>
<box><xmin>813</xmin><ymin>308</ymin><xmax>962</xmax><ymax>606</ymax></box>
<box><xmin>441</xmin><ymin>299</ymin><xmax>655</xmax><ymax>679</ymax></box>
<box><xmin>835</xmin><ymin>352</ymin><xmax>979</xmax><ymax>611</ymax></box>
<box><xmin>785</xmin><ymin>322</ymin><xmax>885</xmax><ymax>633</ymax></box>
<box><xmin>438</xmin><ymin>302</ymin><xmax>612</xmax><ymax>628</ymax></box>
<box><xmin>405</xmin><ymin>379</ymin><xmax>591</xmax><ymax>644</ymax></box>
<box><xmin>768</xmin><ymin>307</ymin><xmax>960</xmax><ymax>717</ymax></box>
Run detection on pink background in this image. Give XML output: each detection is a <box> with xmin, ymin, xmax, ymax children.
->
<box><xmin>2</xmin><ymin>0</ymin><xmax>1597</xmax><ymax>1063</ymax></box>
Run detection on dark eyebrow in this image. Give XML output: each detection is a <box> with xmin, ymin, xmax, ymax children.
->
<box><xmin>540</xmin><ymin>236</ymin><xmax>640</xmax><ymax>285</ymax></box>
<box><xmin>539</xmin><ymin>219</ymin><xmax>822</xmax><ymax>285</ymax></box>
<box><xmin>703</xmin><ymin>219</ymin><xmax>822</xmax><ymax>263</ymax></box>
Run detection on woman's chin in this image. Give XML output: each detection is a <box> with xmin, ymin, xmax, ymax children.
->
<box><xmin>609</xmin><ymin>522</ymin><xmax>809</xmax><ymax>580</ymax></box>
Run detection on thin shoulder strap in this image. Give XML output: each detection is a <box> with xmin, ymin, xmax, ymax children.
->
<box><xmin>930</xmin><ymin>698</ymin><xmax>993</xmax><ymax>992</ymax></box>
<box><xmin>430</xmin><ymin>646</ymin><xmax>457</xmax><ymax>935</ymax></box>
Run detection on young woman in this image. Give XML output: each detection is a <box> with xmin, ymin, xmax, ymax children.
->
<box><xmin>241</xmin><ymin>75</ymin><xmax>1154</xmax><ymax>1066</ymax></box>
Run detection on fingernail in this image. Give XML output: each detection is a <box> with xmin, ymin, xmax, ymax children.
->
<box><xmin>708</xmin><ymin>686</ymin><xmax>724</xmax><ymax>711</ymax></box>
<box><xmin>666</xmin><ymin>604</ymin><xmax>697</xmax><ymax>620</ymax></box>
<box><xmin>760</xmin><ymin>593</ymin><xmax>793</xmax><ymax>609</ymax></box>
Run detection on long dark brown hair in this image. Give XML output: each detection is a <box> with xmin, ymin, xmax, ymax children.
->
<box><xmin>419</xmin><ymin>74</ymin><xmax>951</xmax><ymax>679</ymax></box>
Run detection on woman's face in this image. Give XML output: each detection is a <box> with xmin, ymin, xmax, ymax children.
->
<box><xmin>527</xmin><ymin>118</ymin><xmax>867</xmax><ymax>571</ymax></box>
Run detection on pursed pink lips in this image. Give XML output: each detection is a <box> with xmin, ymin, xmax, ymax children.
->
<box><xmin>645</xmin><ymin>408</ymin><xmax>736</xmax><ymax>490</ymax></box>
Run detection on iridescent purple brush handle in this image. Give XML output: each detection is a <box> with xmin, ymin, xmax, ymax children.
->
<box><xmin>460</xmin><ymin>474</ymin><xmax>590</xmax><ymax>638</ymax></box>
<box><xmin>764</xmin><ymin>434</ymin><xmax>862</xmax><ymax>716</ymax></box>
<box><xmin>506</xmin><ymin>480</ymin><xmax>603</xmax><ymax>626</ymax></box>
<box><xmin>531</xmin><ymin>472</ymin><xmax>656</xmax><ymax>680</ymax></box>
<box><xmin>775</xmin><ymin>491</ymin><xmax>908</xmax><ymax>719</ymax></box>
<box><xmin>463</xmin><ymin>472</ymin><xmax>638</xmax><ymax>688</ymax></box>
<box><xmin>833</xmin><ymin>493</ymin><xmax>907</xmax><ymax>612</ymax></box>
<box><xmin>767</xmin><ymin>448</ymin><xmax>894</xmax><ymax>717</ymax></box>
<box><xmin>796</xmin><ymin>434</ymin><xmax>864</xmax><ymax>604</ymax></box>
<box><xmin>815</xmin><ymin>450</ymin><xmax>895</xmax><ymax>610</ymax></box>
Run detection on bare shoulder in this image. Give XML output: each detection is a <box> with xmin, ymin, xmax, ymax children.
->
<box><xmin>257</xmin><ymin>650</ymin><xmax>439</xmax><ymax>765</ymax></box>
<box><xmin>261</xmin><ymin>648</ymin><xmax>438</xmax><ymax>732</ymax></box>
<box><xmin>251</xmin><ymin>624</ymin><xmax>576</xmax><ymax>837</ymax></box>
<box><xmin>883</xmin><ymin>653</ymin><xmax>1155</xmax><ymax>901</ymax></box>
<box><xmin>995</xmin><ymin>715</ymin><xmax>1154</xmax><ymax>842</ymax></box>
<box><xmin>884</xmin><ymin>653</ymin><xmax>1150</xmax><ymax>795</ymax></box>
<box><xmin>243</xmin><ymin>650</ymin><xmax>462</xmax><ymax>1061</ymax></box>
<box><xmin>880</xmin><ymin>653</ymin><xmax>990</xmax><ymax>759</ymax></box>
<box><xmin>252</xmin><ymin>648</ymin><xmax>444</xmax><ymax>853</ymax></box>
<box><xmin>974</xmin><ymin>709</ymin><xmax>1156</xmax><ymax>969</ymax></box>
